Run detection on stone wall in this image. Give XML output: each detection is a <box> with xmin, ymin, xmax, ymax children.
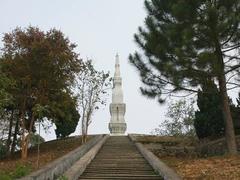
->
<box><xmin>197</xmin><ymin>135</ymin><xmax>240</xmax><ymax>156</ymax></box>
<box><xmin>128</xmin><ymin>134</ymin><xmax>181</xmax><ymax>179</ymax></box>
<box><xmin>132</xmin><ymin>134</ymin><xmax>240</xmax><ymax>157</ymax></box>
<box><xmin>131</xmin><ymin>135</ymin><xmax>197</xmax><ymax>157</ymax></box>
<box><xmin>144</xmin><ymin>142</ymin><xmax>197</xmax><ymax>158</ymax></box>
<box><xmin>20</xmin><ymin>135</ymin><xmax>106</xmax><ymax>180</ymax></box>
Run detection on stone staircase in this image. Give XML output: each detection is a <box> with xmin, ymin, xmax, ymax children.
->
<box><xmin>79</xmin><ymin>136</ymin><xmax>162</xmax><ymax>179</ymax></box>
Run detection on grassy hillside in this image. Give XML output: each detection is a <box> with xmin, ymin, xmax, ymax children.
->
<box><xmin>0</xmin><ymin>136</ymin><xmax>90</xmax><ymax>179</ymax></box>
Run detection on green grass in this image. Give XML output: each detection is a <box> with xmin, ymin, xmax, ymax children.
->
<box><xmin>0</xmin><ymin>164</ymin><xmax>31</xmax><ymax>180</ymax></box>
<box><xmin>58</xmin><ymin>175</ymin><xmax>68</xmax><ymax>180</ymax></box>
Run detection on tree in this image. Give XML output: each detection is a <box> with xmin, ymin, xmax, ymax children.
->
<box><xmin>1</xmin><ymin>26</ymin><xmax>81</xmax><ymax>159</ymax></box>
<box><xmin>0</xmin><ymin>109</ymin><xmax>19</xmax><ymax>157</ymax></box>
<box><xmin>195</xmin><ymin>80</ymin><xmax>240</xmax><ymax>140</ymax></box>
<box><xmin>0</xmin><ymin>116</ymin><xmax>9</xmax><ymax>142</ymax></box>
<box><xmin>54</xmin><ymin>93</ymin><xmax>80</xmax><ymax>139</ymax></box>
<box><xmin>0</xmin><ymin>60</ymin><xmax>13</xmax><ymax>109</ymax></box>
<box><xmin>0</xmin><ymin>77</ymin><xmax>13</xmax><ymax>110</ymax></box>
<box><xmin>152</xmin><ymin>99</ymin><xmax>195</xmax><ymax>137</ymax></box>
<box><xmin>0</xmin><ymin>140</ymin><xmax>7</xmax><ymax>159</ymax></box>
<box><xmin>194</xmin><ymin>80</ymin><xmax>225</xmax><ymax>139</ymax></box>
<box><xmin>76</xmin><ymin>60</ymin><xmax>111</xmax><ymax>143</ymax></box>
<box><xmin>129</xmin><ymin>0</ymin><xmax>240</xmax><ymax>154</ymax></box>
<box><xmin>233</xmin><ymin>94</ymin><xmax>240</xmax><ymax>134</ymax></box>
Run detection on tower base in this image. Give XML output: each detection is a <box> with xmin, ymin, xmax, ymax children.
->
<box><xmin>109</xmin><ymin>122</ymin><xmax>127</xmax><ymax>135</ymax></box>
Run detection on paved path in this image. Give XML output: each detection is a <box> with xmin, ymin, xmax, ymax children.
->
<box><xmin>79</xmin><ymin>136</ymin><xmax>162</xmax><ymax>179</ymax></box>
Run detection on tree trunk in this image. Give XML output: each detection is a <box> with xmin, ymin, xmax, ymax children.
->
<box><xmin>214</xmin><ymin>37</ymin><xmax>238</xmax><ymax>155</ymax></box>
<box><xmin>19</xmin><ymin>108</ymin><xmax>28</xmax><ymax>160</ymax></box>
<box><xmin>21</xmin><ymin>112</ymin><xmax>35</xmax><ymax>160</ymax></box>
<box><xmin>218</xmin><ymin>74</ymin><xmax>238</xmax><ymax>155</ymax></box>
<box><xmin>6</xmin><ymin>110</ymin><xmax>14</xmax><ymax>156</ymax></box>
<box><xmin>21</xmin><ymin>133</ymin><xmax>29</xmax><ymax>160</ymax></box>
<box><xmin>81</xmin><ymin>117</ymin><xmax>85</xmax><ymax>144</ymax></box>
<box><xmin>85</xmin><ymin>111</ymin><xmax>92</xmax><ymax>143</ymax></box>
<box><xmin>11</xmin><ymin>117</ymin><xmax>19</xmax><ymax>155</ymax></box>
<box><xmin>84</xmin><ymin>126</ymin><xmax>88</xmax><ymax>143</ymax></box>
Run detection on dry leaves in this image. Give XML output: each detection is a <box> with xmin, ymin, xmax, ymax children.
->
<box><xmin>161</xmin><ymin>155</ymin><xmax>240</xmax><ymax>179</ymax></box>
<box><xmin>0</xmin><ymin>136</ymin><xmax>90</xmax><ymax>174</ymax></box>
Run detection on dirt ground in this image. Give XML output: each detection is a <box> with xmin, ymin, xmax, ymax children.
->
<box><xmin>0</xmin><ymin>136</ymin><xmax>89</xmax><ymax>176</ymax></box>
<box><xmin>161</xmin><ymin>155</ymin><xmax>240</xmax><ymax>180</ymax></box>
<box><xmin>137</xmin><ymin>135</ymin><xmax>240</xmax><ymax>179</ymax></box>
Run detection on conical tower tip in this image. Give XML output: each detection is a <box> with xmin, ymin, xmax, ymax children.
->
<box><xmin>114</xmin><ymin>53</ymin><xmax>120</xmax><ymax>77</ymax></box>
<box><xmin>115</xmin><ymin>53</ymin><xmax>119</xmax><ymax>65</ymax></box>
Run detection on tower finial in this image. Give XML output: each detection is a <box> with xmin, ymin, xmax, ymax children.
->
<box><xmin>114</xmin><ymin>53</ymin><xmax>120</xmax><ymax>77</ymax></box>
<box><xmin>115</xmin><ymin>53</ymin><xmax>119</xmax><ymax>65</ymax></box>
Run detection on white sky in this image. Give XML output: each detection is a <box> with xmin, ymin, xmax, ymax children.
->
<box><xmin>0</xmin><ymin>0</ymin><xmax>167</xmax><ymax>140</ymax></box>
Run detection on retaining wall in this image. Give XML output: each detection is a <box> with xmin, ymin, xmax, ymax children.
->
<box><xmin>128</xmin><ymin>134</ymin><xmax>181</xmax><ymax>180</ymax></box>
<box><xmin>19</xmin><ymin>134</ymin><xmax>105</xmax><ymax>180</ymax></box>
<box><xmin>197</xmin><ymin>135</ymin><xmax>240</xmax><ymax>156</ymax></box>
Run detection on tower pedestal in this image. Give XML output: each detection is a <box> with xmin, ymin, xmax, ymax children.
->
<box><xmin>109</xmin><ymin>103</ymin><xmax>126</xmax><ymax>134</ymax></box>
<box><xmin>109</xmin><ymin>123</ymin><xmax>127</xmax><ymax>135</ymax></box>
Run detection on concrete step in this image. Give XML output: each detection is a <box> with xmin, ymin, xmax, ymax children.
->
<box><xmin>79</xmin><ymin>136</ymin><xmax>162</xmax><ymax>179</ymax></box>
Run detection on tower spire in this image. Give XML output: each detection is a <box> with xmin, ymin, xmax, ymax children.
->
<box><xmin>114</xmin><ymin>53</ymin><xmax>120</xmax><ymax>77</ymax></box>
<box><xmin>109</xmin><ymin>54</ymin><xmax>127</xmax><ymax>135</ymax></box>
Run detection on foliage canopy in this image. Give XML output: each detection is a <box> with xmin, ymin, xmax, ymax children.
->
<box><xmin>130</xmin><ymin>0</ymin><xmax>240</xmax><ymax>154</ymax></box>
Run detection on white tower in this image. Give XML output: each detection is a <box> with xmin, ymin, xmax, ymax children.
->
<box><xmin>109</xmin><ymin>54</ymin><xmax>127</xmax><ymax>135</ymax></box>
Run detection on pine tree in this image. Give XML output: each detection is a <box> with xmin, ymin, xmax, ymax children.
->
<box><xmin>129</xmin><ymin>0</ymin><xmax>240</xmax><ymax>154</ymax></box>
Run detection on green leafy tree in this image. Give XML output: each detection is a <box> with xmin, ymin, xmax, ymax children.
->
<box><xmin>76</xmin><ymin>60</ymin><xmax>111</xmax><ymax>143</ymax></box>
<box><xmin>0</xmin><ymin>107</ymin><xmax>18</xmax><ymax>156</ymax></box>
<box><xmin>0</xmin><ymin>141</ymin><xmax>7</xmax><ymax>159</ymax></box>
<box><xmin>0</xmin><ymin>60</ymin><xmax>14</xmax><ymax>109</ymax></box>
<box><xmin>152</xmin><ymin>99</ymin><xmax>195</xmax><ymax>137</ymax></box>
<box><xmin>0</xmin><ymin>75</ymin><xmax>13</xmax><ymax>109</ymax></box>
<box><xmin>129</xmin><ymin>0</ymin><xmax>240</xmax><ymax>154</ymax></box>
<box><xmin>1</xmin><ymin>26</ymin><xmax>81</xmax><ymax>159</ymax></box>
<box><xmin>53</xmin><ymin>93</ymin><xmax>80</xmax><ymax>139</ymax></box>
<box><xmin>0</xmin><ymin>106</ymin><xmax>20</xmax><ymax>156</ymax></box>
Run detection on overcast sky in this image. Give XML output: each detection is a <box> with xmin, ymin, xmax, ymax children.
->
<box><xmin>1</xmin><ymin>0</ymin><xmax>178</xmax><ymax>140</ymax></box>
<box><xmin>2</xmin><ymin>0</ymin><xmax>240</xmax><ymax>141</ymax></box>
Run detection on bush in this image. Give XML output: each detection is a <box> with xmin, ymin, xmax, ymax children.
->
<box><xmin>11</xmin><ymin>164</ymin><xmax>31</xmax><ymax>179</ymax></box>
<box><xmin>58</xmin><ymin>175</ymin><xmax>68</xmax><ymax>180</ymax></box>
<box><xmin>152</xmin><ymin>99</ymin><xmax>196</xmax><ymax>137</ymax></box>
<box><xmin>0</xmin><ymin>164</ymin><xmax>31</xmax><ymax>179</ymax></box>
<box><xmin>0</xmin><ymin>173</ymin><xmax>11</xmax><ymax>180</ymax></box>
<box><xmin>29</xmin><ymin>133</ymin><xmax>45</xmax><ymax>147</ymax></box>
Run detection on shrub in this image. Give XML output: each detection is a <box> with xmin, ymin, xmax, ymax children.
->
<box><xmin>11</xmin><ymin>164</ymin><xmax>31</xmax><ymax>178</ymax></box>
<box><xmin>0</xmin><ymin>173</ymin><xmax>11</xmax><ymax>180</ymax></box>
